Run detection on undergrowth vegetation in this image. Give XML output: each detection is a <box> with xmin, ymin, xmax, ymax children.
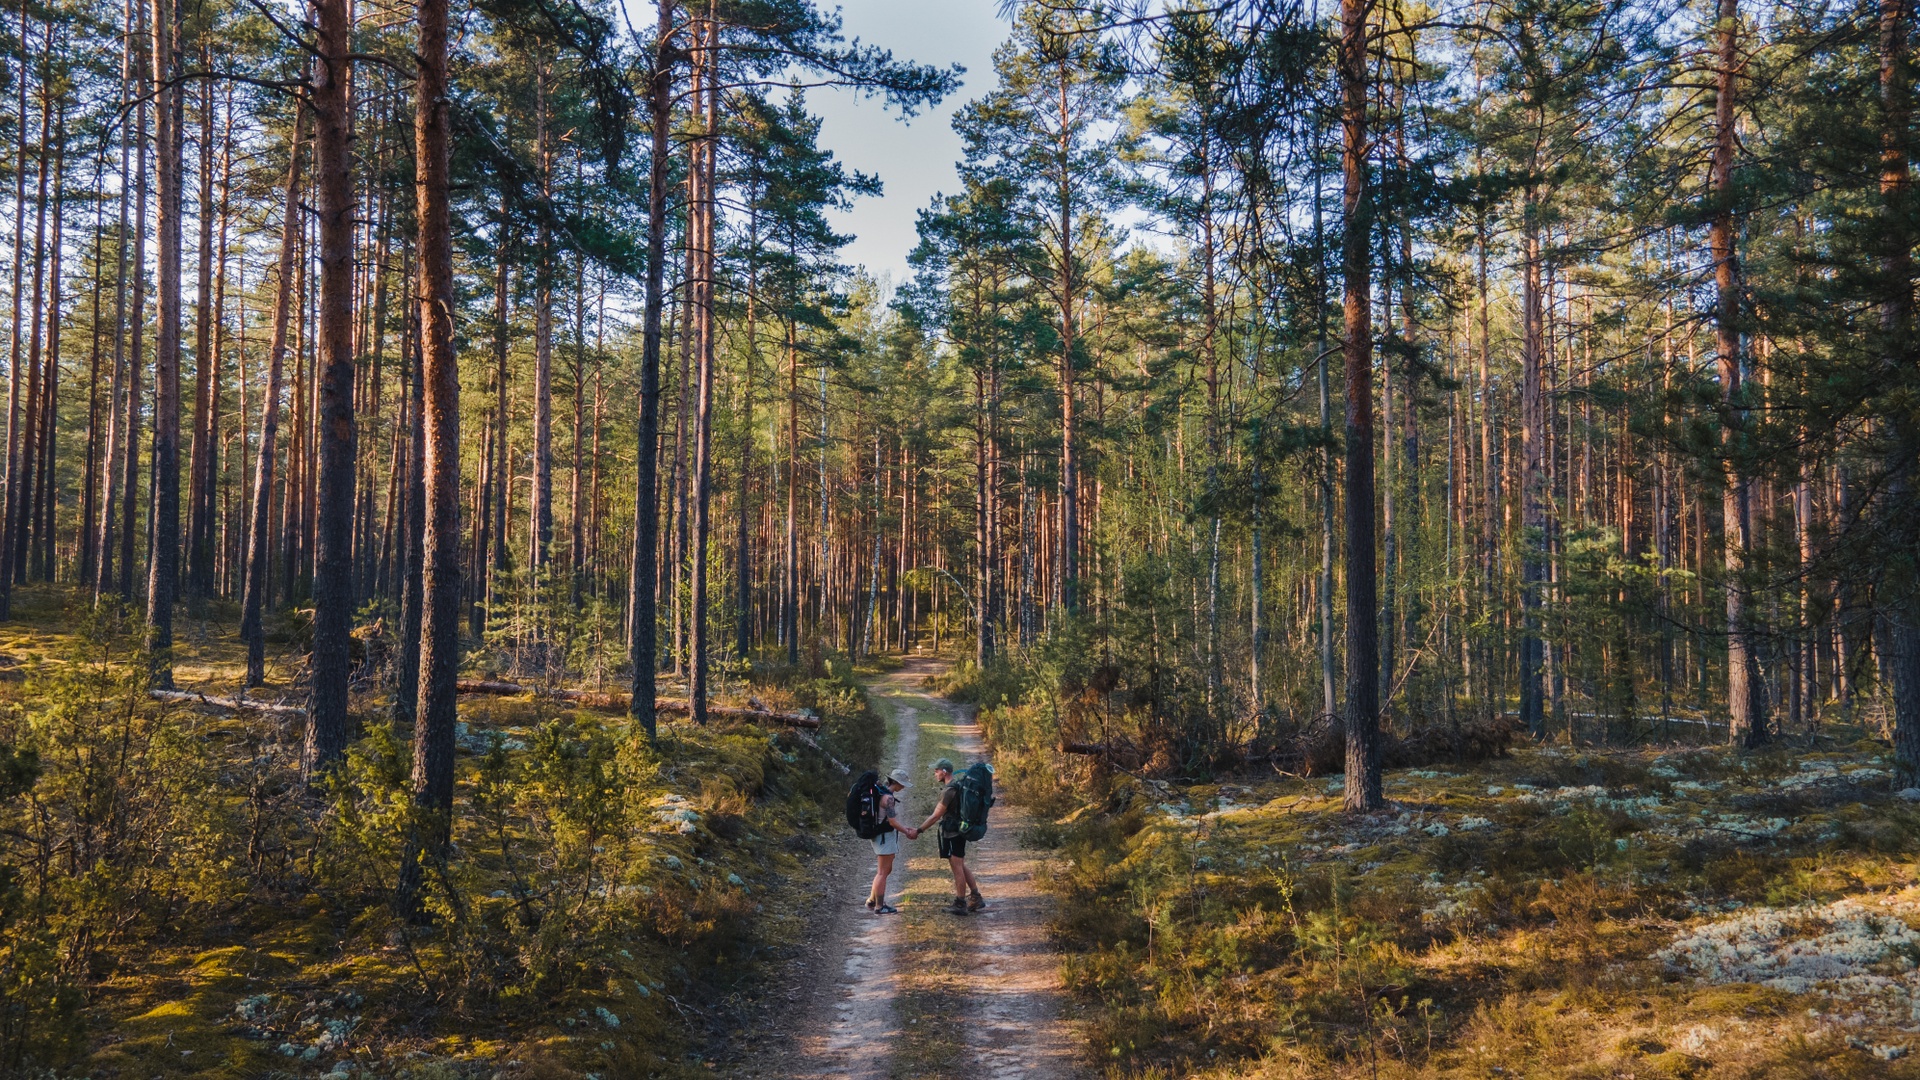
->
<box><xmin>0</xmin><ymin>589</ymin><xmax>879</xmax><ymax>1078</ymax></box>
<box><xmin>963</xmin><ymin>650</ymin><xmax>1920</xmax><ymax>1080</ymax></box>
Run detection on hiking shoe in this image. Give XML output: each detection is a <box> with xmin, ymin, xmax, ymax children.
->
<box><xmin>967</xmin><ymin>891</ymin><xmax>986</xmax><ymax>913</ymax></box>
<box><xmin>875</xmin><ymin>903</ymin><xmax>900</xmax><ymax>915</ymax></box>
<box><xmin>947</xmin><ymin>897</ymin><xmax>969</xmax><ymax>916</ymax></box>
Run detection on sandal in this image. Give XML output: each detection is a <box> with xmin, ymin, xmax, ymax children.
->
<box><xmin>874</xmin><ymin>903</ymin><xmax>900</xmax><ymax>915</ymax></box>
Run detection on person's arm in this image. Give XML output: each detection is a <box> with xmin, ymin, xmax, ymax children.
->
<box><xmin>917</xmin><ymin>792</ymin><xmax>947</xmax><ymax>835</ymax></box>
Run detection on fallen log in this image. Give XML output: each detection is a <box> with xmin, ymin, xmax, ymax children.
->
<box><xmin>455</xmin><ymin>679</ymin><xmax>820</xmax><ymax>728</ymax></box>
<box><xmin>1060</xmin><ymin>741</ymin><xmax>1107</xmax><ymax>756</ymax></box>
<box><xmin>152</xmin><ymin>689</ymin><xmax>307</xmax><ymax>717</ymax></box>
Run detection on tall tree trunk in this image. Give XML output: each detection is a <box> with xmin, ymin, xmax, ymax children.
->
<box><xmin>1879</xmin><ymin>0</ymin><xmax>1920</xmax><ymax>783</ymax></box>
<box><xmin>34</xmin><ymin>106</ymin><xmax>63</xmax><ymax>583</ymax></box>
<box><xmin>1520</xmin><ymin>194</ymin><xmax>1547</xmax><ymax>738</ymax></box>
<box><xmin>96</xmin><ymin>0</ymin><xmax>140</xmax><ymax>599</ymax></box>
<box><xmin>1340</xmin><ymin>0</ymin><xmax>1383</xmax><ymax>812</ymax></box>
<box><xmin>396</xmin><ymin>246</ymin><xmax>425</xmax><ymax>725</ymax></box>
<box><xmin>305</xmin><ymin>0</ymin><xmax>357</xmax><ymax>782</ymax></box>
<box><xmin>530</xmin><ymin>56</ymin><xmax>554</xmax><ymax>578</ymax></box>
<box><xmin>240</xmin><ymin>117</ymin><xmax>303</xmax><ymax>688</ymax></box>
<box><xmin>629</xmin><ymin>0</ymin><xmax>678</xmax><ymax>741</ymax></box>
<box><xmin>688</xmin><ymin>6</ymin><xmax>718</xmax><ymax>721</ymax></box>
<box><xmin>146</xmin><ymin>0</ymin><xmax>184</xmax><ymax>686</ymax></box>
<box><xmin>1316</xmin><ymin>161</ymin><xmax>1337</xmax><ymax>719</ymax></box>
<box><xmin>187</xmin><ymin>63</ymin><xmax>216</xmax><ymax>602</ymax></box>
<box><xmin>82</xmin><ymin>157</ymin><xmax>109</xmax><ymax>585</ymax></box>
<box><xmin>401</xmin><ymin>0</ymin><xmax>461</xmax><ymax>914</ymax></box>
<box><xmin>571</xmin><ymin>251</ymin><xmax>586</xmax><ymax>598</ymax></box>
<box><xmin>975</xmin><ymin>365</ymin><xmax>992</xmax><ymax>668</ymax></box>
<box><xmin>1477</xmin><ymin>214</ymin><xmax>1499</xmax><ymax>714</ymax></box>
<box><xmin>736</xmin><ymin>199</ymin><xmax>758</xmax><ymax>662</ymax></box>
<box><xmin>785</xmin><ymin>317</ymin><xmax>800</xmax><ymax>665</ymax></box>
<box><xmin>1054</xmin><ymin>64</ymin><xmax>1081</xmax><ymax>615</ymax></box>
<box><xmin>1712</xmin><ymin>0</ymin><xmax>1766</xmax><ymax>747</ymax></box>
<box><xmin>15</xmin><ymin>58</ymin><xmax>53</xmax><ymax>587</ymax></box>
<box><xmin>117</xmin><ymin>13</ymin><xmax>149</xmax><ymax>603</ymax></box>
<box><xmin>1</xmin><ymin>0</ymin><xmax>32</xmax><ymax>617</ymax></box>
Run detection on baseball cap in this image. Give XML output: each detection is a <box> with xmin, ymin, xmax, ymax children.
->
<box><xmin>931</xmin><ymin>758</ymin><xmax>954</xmax><ymax>773</ymax></box>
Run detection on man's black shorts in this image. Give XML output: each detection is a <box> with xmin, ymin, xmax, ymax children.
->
<box><xmin>938</xmin><ymin>833</ymin><xmax>967</xmax><ymax>859</ymax></box>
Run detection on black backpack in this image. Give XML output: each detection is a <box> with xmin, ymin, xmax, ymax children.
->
<box><xmin>846</xmin><ymin>770</ymin><xmax>892</xmax><ymax>840</ymax></box>
<box><xmin>951</xmin><ymin>762</ymin><xmax>994</xmax><ymax>842</ymax></box>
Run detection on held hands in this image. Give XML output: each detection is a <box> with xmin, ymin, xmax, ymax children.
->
<box><xmin>902</xmin><ymin>826</ymin><xmax>920</xmax><ymax>840</ymax></box>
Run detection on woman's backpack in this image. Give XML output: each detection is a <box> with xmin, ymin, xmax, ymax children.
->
<box><xmin>846</xmin><ymin>770</ymin><xmax>892</xmax><ymax>840</ymax></box>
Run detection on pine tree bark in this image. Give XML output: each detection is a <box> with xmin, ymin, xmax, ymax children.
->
<box><xmin>1340</xmin><ymin>0</ymin><xmax>1383</xmax><ymax>812</ymax></box>
<box><xmin>15</xmin><ymin>61</ymin><xmax>53</xmax><ymax>587</ymax></box>
<box><xmin>240</xmin><ymin>117</ymin><xmax>303</xmax><ymax>688</ymax></box>
<box><xmin>530</xmin><ymin>56</ymin><xmax>554</xmax><ymax>578</ymax></box>
<box><xmin>1711</xmin><ymin>0</ymin><xmax>1767</xmax><ymax>747</ymax></box>
<box><xmin>785</xmin><ymin>317</ymin><xmax>800</xmax><ymax>665</ymax></box>
<box><xmin>187</xmin><ymin>65</ymin><xmax>217</xmax><ymax>601</ymax></box>
<box><xmin>1878</xmin><ymin>0</ymin><xmax>1920</xmax><ymax>783</ymax></box>
<box><xmin>34</xmin><ymin>107</ymin><xmax>62</xmax><ymax>584</ymax></box>
<box><xmin>95</xmin><ymin>0</ymin><xmax>138</xmax><ymax>598</ymax></box>
<box><xmin>629</xmin><ymin>0</ymin><xmax>678</xmax><ymax>741</ymax></box>
<box><xmin>1</xmin><ymin>0</ymin><xmax>31</xmax><ymax>617</ymax></box>
<box><xmin>146</xmin><ymin>0</ymin><xmax>184</xmax><ymax>686</ymax></box>
<box><xmin>688</xmin><ymin>7</ymin><xmax>718</xmax><ymax>722</ymax></box>
<box><xmin>304</xmin><ymin>0</ymin><xmax>358</xmax><ymax>782</ymax></box>
<box><xmin>117</xmin><ymin>18</ymin><xmax>148</xmax><ymax>603</ymax></box>
<box><xmin>401</xmin><ymin>0</ymin><xmax>460</xmax><ymax>914</ymax></box>
<box><xmin>1520</xmin><ymin>195</ymin><xmax>1547</xmax><ymax>739</ymax></box>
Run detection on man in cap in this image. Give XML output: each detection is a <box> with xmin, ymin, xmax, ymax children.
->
<box><xmin>915</xmin><ymin>758</ymin><xmax>985</xmax><ymax>915</ymax></box>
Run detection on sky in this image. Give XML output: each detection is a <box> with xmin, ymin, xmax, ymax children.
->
<box><xmin>794</xmin><ymin>0</ymin><xmax>1010</xmax><ymax>286</ymax></box>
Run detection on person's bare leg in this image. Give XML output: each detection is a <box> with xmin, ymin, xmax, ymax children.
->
<box><xmin>949</xmin><ymin>855</ymin><xmax>969</xmax><ymax>897</ymax></box>
<box><xmin>869</xmin><ymin>853</ymin><xmax>894</xmax><ymax>906</ymax></box>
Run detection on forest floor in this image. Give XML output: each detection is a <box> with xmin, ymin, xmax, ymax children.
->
<box><xmin>722</xmin><ymin>657</ymin><xmax>1089</xmax><ymax>1080</ymax></box>
<box><xmin>0</xmin><ymin>584</ymin><xmax>898</xmax><ymax>1080</ymax></box>
<box><xmin>977</xmin><ymin>699</ymin><xmax>1920</xmax><ymax>1080</ymax></box>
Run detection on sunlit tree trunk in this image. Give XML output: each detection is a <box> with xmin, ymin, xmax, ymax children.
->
<box><xmin>688</xmin><ymin>5</ymin><xmax>719</xmax><ymax>721</ymax></box>
<box><xmin>400</xmin><ymin>0</ymin><xmax>460</xmax><ymax>914</ymax></box>
<box><xmin>146</xmin><ymin>0</ymin><xmax>184</xmax><ymax>686</ymax></box>
<box><xmin>240</xmin><ymin>118</ymin><xmax>303</xmax><ymax>688</ymax></box>
<box><xmin>1711</xmin><ymin>0</ymin><xmax>1766</xmax><ymax>747</ymax></box>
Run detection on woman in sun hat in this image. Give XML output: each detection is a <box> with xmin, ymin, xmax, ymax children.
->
<box><xmin>866</xmin><ymin>768</ymin><xmax>918</xmax><ymax>915</ymax></box>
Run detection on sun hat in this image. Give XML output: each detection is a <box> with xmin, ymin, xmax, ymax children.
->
<box><xmin>886</xmin><ymin>768</ymin><xmax>912</xmax><ymax>789</ymax></box>
<box><xmin>931</xmin><ymin>758</ymin><xmax>955</xmax><ymax>773</ymax></box>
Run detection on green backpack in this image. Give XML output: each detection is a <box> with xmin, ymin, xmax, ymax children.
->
<box><xmin>950</xmin><ymin>762</ymin><xmax>994</xmax><ymax>841</ymax></box>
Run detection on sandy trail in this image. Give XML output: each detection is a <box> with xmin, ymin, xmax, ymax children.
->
<box><xmin>726</xmin><ymin>658</ymin><xmax>1084</xmax><ymax>1080</ymax></box>
<box><xmin>927</xmin><ymin>671</ymin><xmax>1087</xmax><ymax>1080</ymax></box>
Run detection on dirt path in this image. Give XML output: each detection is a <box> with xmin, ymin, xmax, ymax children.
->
<box><xmin>725</xmin><ymin>658</ymin><xmax>1086</xmax><ymax>1080</ymax></box>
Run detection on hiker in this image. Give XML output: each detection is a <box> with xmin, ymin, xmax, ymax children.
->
<box><xmin>866</xmin><ymin>768</ymin><xmax>917</xmax><ymax>914</ymax></box>
<box><xmin>915</xmin><ymin>758</ymin><xmax>985</xmax><ymax>915</ymax></box>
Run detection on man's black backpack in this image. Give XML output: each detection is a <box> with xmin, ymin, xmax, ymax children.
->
<box><xmin>846</xmin><ymin>770</ymin><xmax>892</xmax><ymax>840</ymax></box>
<box><xmin>951</xmin><ymin>762</ymin><xmax>994</xmax><ymax>842</ymax></box>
